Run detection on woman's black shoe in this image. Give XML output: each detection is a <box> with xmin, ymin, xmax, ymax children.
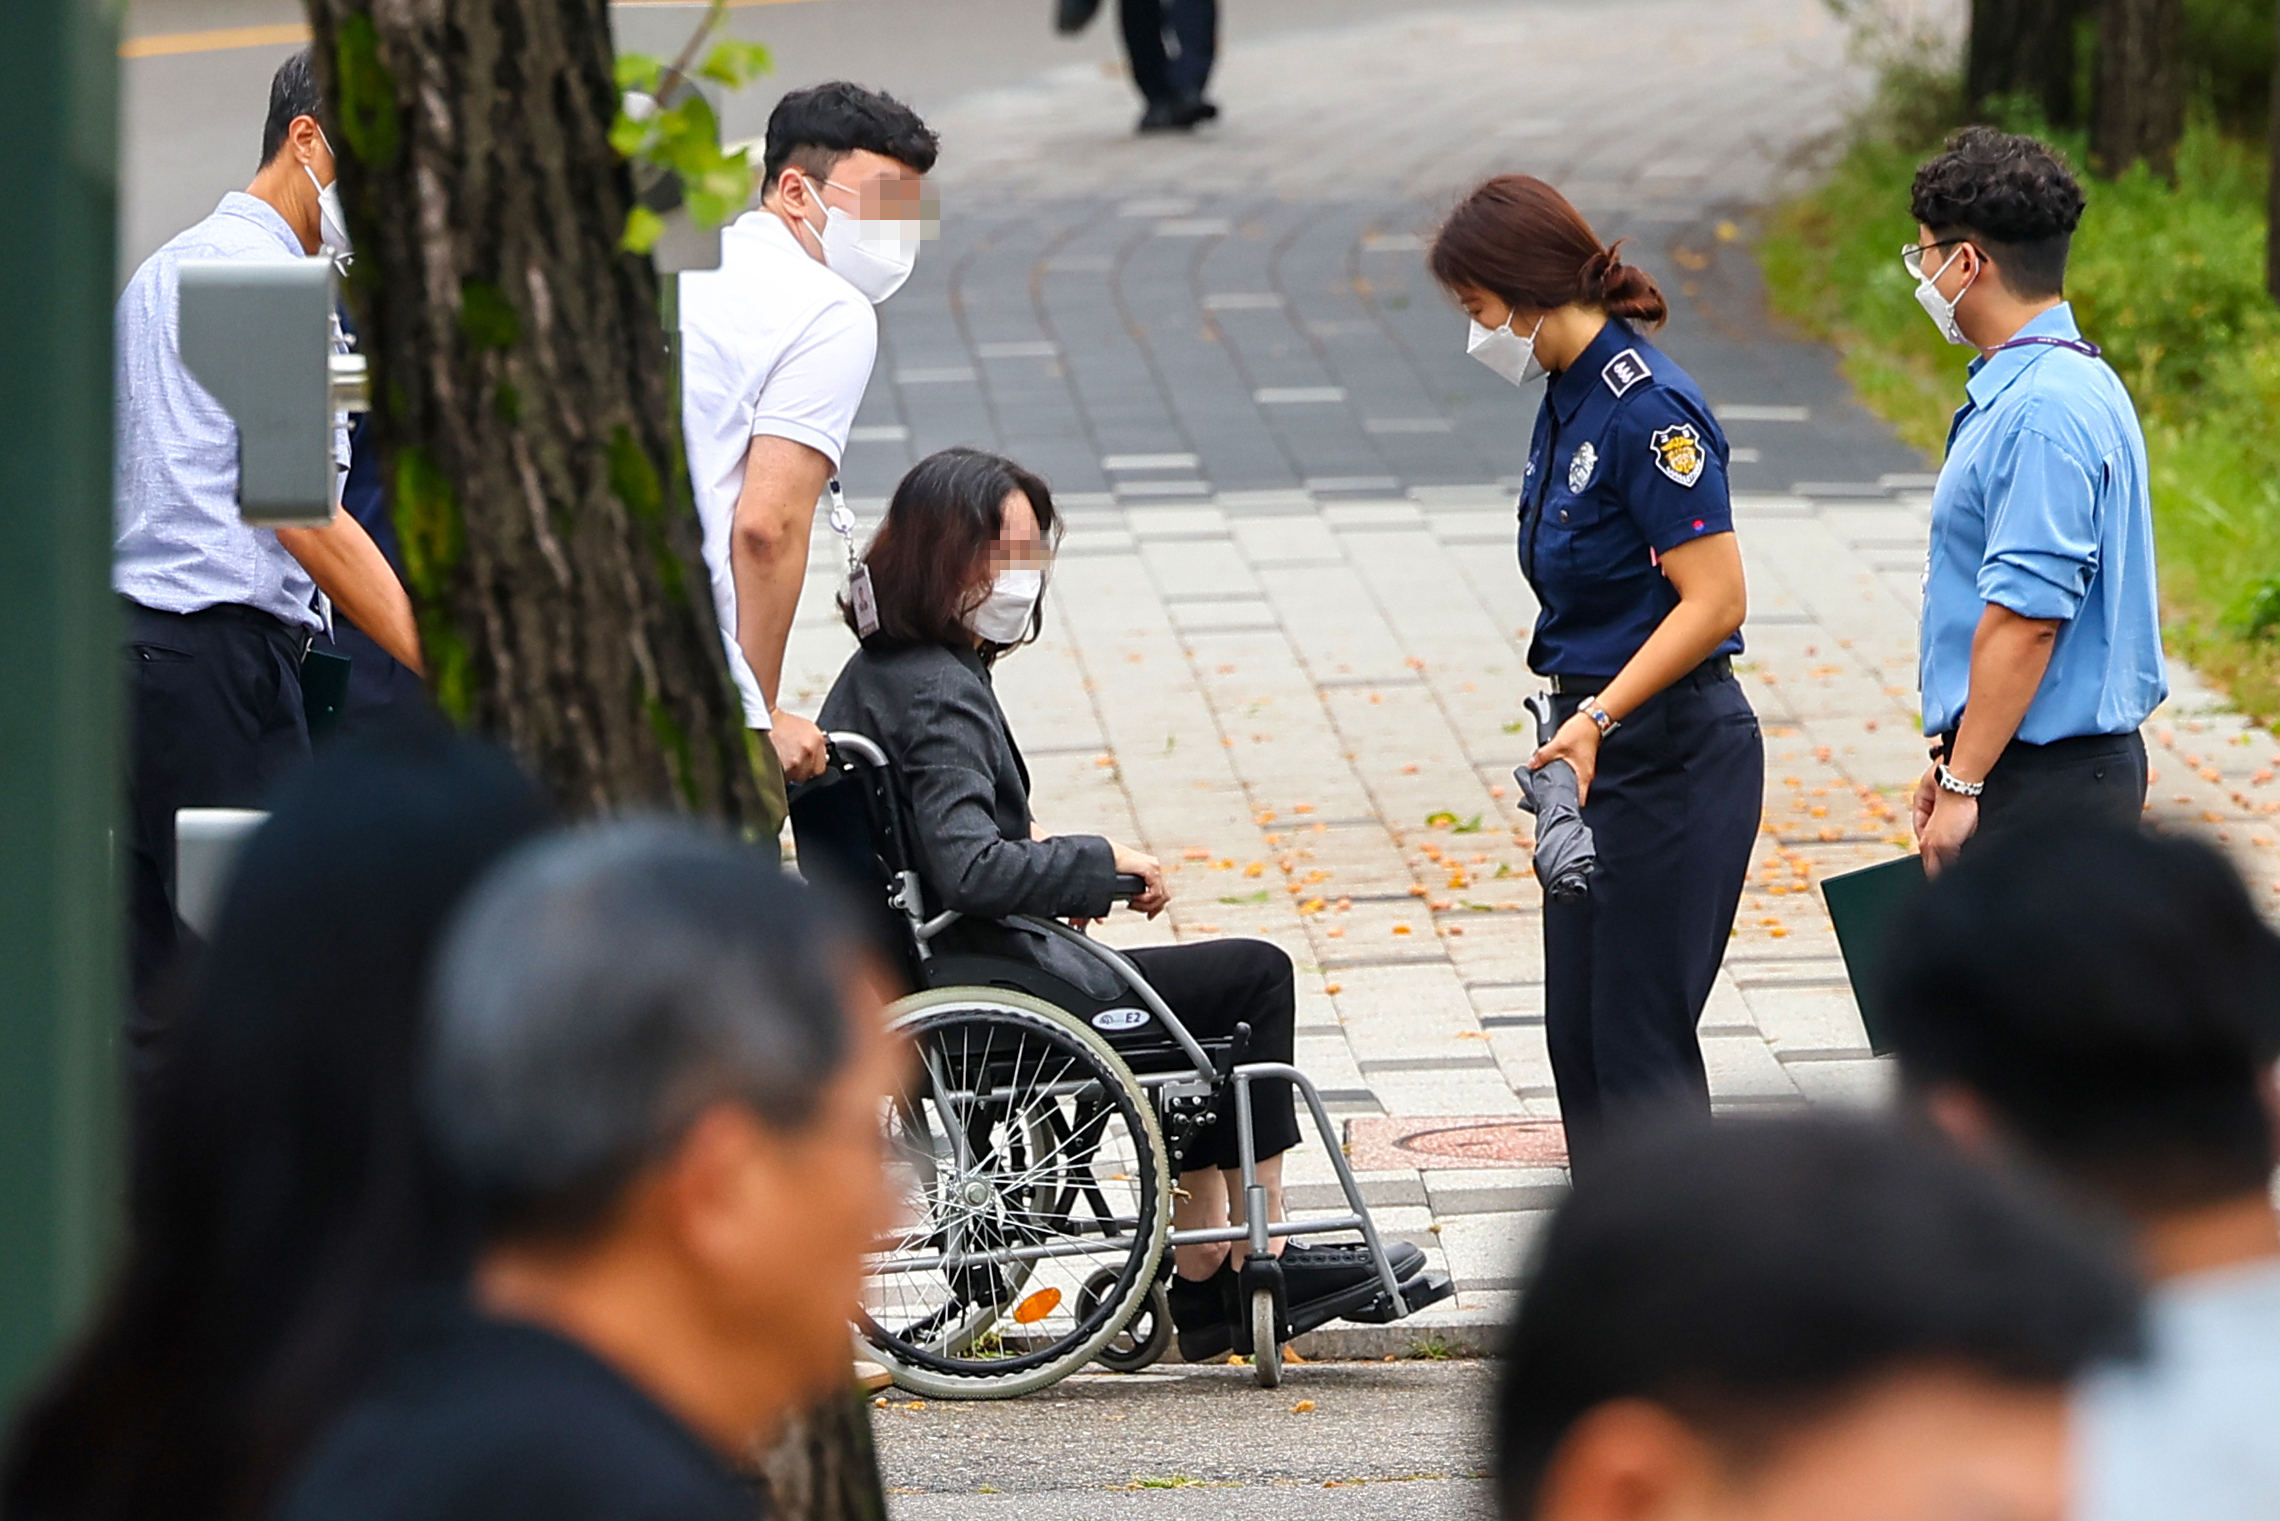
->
<box><xmin>1167</xmin><ymin>1267</ymin><xmax>1234</xmax><ymax>1362</ymax></box>
<box><xmin>1280</xmin><ymin>1239</ymin><xmax>1424</xmax><ymax>1300</ymax></box>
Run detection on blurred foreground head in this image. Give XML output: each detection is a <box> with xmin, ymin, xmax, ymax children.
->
<box><xmin>1883</xmin><ymin>823</ymin><xmax>2280</xmax><ymax>1228</ymax></box>
<box><xmin>2</xmin><ymin>722</ymin><xmax>547</xmax><ymax>1521</ymax></box>
<box><xmin>425</xmin><ymin>820</ymin><xmax>902</xmax><ymax>1451</ymax></box>
<box><xmin>1495</xmin><ymin>1115</ymin><xmax>2141</xmax><ymax>1521</ymax></box>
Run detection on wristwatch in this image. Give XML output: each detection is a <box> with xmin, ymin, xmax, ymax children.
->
<box><xmin>1934</xmin><ymin>763</ymin><xmax>1984</xmax><ymax>798</ymax></box>
<box><xmin>1579</xmin><ymin>698</ymin><xmax>1620</xmax><ymax>737</ymax></box>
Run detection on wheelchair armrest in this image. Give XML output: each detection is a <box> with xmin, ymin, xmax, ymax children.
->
<box><xmin>1111</xmin><ymin>872</ymin><xmax>1149</xmax><ymax>897</ymax></box>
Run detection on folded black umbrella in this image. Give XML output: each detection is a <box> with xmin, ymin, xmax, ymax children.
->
<box><xmin>1511</xmin><ymin>692</ymin><xmax>1597</xmax><ymax>902</ymax></box>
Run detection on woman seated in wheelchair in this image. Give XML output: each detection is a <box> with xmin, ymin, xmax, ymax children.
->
<box><xmin>817</xmin><ymin>447</ymin><xmax>1421</xmax><ymax>1362</ymax></box>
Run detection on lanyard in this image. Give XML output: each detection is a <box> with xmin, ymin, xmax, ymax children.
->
<box><xmin>828</xmin><ymin>477</ymin><xmax>881</xmax><ymax>637</ymax></box>
<box><xmin>1988</xmin><ymin>334</ymin><xmax>2101</xmax><ymax>358</ymax></box>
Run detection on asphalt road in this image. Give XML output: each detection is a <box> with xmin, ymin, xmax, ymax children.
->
<box><xmin>874</xmin><ymin>1360</ymin><xmax>1494</xmax><ymax>1521</ymax></box>
<box><xmin>119</xmin><ymin>0</ymin><xmax>1536</xmax><ymax>274</ymax></box>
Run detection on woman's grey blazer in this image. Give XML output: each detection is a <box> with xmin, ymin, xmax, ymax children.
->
<box><xmin>817</xmin><ymin>642</ymin><xmax>1122</xmax><ymax>972</ymax></box>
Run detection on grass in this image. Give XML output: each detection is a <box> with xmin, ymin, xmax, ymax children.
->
<box><xmin>1758</xmin><ymin>81</ymin><xmax>2280</xmax><ymax>725</ymax></box>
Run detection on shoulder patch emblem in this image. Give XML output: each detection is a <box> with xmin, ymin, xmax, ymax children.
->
<box><xmin>1650</xmin><ymin>423</ymin><xmax>1706</xmax><ymax>487</ymax></box>
<box><xmin>1601</xmin><ymin>347</ymin><xmax>1651</xmax><ymax>397</ymax></box>
<box><xmin>1567</xmin><ymin>442</ymin><xmax>1597</xmax><ymax>493</ymax></box>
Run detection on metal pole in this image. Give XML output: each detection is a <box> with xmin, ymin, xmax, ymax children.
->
<box><xmin>0</xmin><ymin>0</ymin><xmax>122</xmax><ymax>1407</ymax></box>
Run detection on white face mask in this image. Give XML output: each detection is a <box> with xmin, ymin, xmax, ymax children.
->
<box><xmin>304</xmin><ymin>127</ymin><xmax>351</xmax><ymax>264</ymax></box>
<box><xmin>1913</xmin><ymin>244</ymin><xmax>1975</xmax><ymax>347</ymax></box>
<box><xmin>1467</xmin><ymin>312</ymin><xmax>1547</xmax><ymax>386</ymax></box>
<box><xmin>799</xmin><ymin>176</ymin><xmax>921</xmax><ymax>304</ymax></box>
<box><xmin>970</xmin><ymin>568</ymin><xmax>1043</xmax><ymax>645</ymax></box>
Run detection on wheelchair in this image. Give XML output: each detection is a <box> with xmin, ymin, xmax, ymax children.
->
<box><xmin>791</xmin><ymin>732</ymin><xmax>1454</xmax><ymax>1399</ymax></box>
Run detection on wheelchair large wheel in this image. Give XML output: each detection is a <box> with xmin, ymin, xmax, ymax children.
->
<box><xmin>863</xmin><ymin>987</ymin><xmax>1171</xmax><ymax>1398</ymax></box>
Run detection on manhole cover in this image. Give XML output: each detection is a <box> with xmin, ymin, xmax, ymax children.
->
<box><xmin>1346</xmin><ymin>1115</ymin><xmax>1568</xmax><ymax>1171</ymax></box>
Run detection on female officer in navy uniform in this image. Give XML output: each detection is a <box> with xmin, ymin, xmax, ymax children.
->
<box><xmin>1429</xmin><ymin>175</ymin><xmax>1763</xmax><ymax>1172</ymax></box>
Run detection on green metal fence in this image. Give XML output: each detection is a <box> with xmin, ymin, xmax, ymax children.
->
<box><xmin>0</xmin><ymin>0</ymin><xmax>123</xmax><ymax>1408</ymax></box>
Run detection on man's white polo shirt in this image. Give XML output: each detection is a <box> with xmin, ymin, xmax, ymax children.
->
<box><xmin>679</xmin><ymin>210</ymin><xmax>879</xmax><ymax>728</ymax></box>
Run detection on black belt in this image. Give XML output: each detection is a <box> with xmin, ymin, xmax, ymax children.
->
<box><xmin>1546</xmin><ymin>656</ymin><xmax>1731</xmax><ymax>698</ymax></box>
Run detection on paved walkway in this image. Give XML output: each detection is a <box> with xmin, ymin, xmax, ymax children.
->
<box><xmin>782</xmin><ymin>0</ymin><xmax>2280</xmax><ymax>1377</ymax></box>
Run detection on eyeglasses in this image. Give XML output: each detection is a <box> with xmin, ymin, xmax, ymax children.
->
<box><xmin>1900</xmin><ymin>238</ymin><xmax>1970</xmax><ymax>281</ymax></box>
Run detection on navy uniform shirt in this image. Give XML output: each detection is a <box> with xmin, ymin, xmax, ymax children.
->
<box><xmin>1518</xmin><ymin>319</ymin><xmax>1742</xmax><ymax>677</ymax></box>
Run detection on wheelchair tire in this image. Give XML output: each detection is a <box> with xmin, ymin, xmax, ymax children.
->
<box><xmin>1250</xmin><ymin>1289</ymin><xmax>1283</xmax><ymax>1388</ymax></box>
<box><xmin>862</xmin><ymin>986</ymin><xmax>1171</xmax><ymax>1399</ymax></box>
<box><xmin>1082</xmin><ymin>1272</ymin><xmax>1172</xmax><ymax>1373</ymax></box>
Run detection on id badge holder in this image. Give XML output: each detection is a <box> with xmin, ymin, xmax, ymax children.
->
<box><xmin>827</xmin><ymin>477</ymin><xmax>879</xmax><ymax>638</ymax></box>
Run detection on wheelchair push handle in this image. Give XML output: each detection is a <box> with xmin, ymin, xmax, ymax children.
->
<box><xmin>1110</xmin><ymin>872</ymin><xmax>1150</xmax><ymax>897</ymax></box>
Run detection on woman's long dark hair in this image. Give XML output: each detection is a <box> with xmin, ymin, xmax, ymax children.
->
<box><xmin>1430</xmin><ymin>174</ymin><xmax>1668</xmax><ymax>328</ymax></box>
<box><xmin>1</xmin><ymin>720</ymin><xmax>549</xmax><ymax>1521</ymax></box>
<box><xmin>839</xmin><ymin>446</ymin><xmax>1061</xmax><ymax>659</ymax></box>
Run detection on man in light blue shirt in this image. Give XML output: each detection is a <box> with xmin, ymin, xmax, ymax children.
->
<box><xmin>117</xmin><ymin>49</ymin><xmax>419</xmax><ymax>1036</ymax></box>
<box><xmin>1902</xmin><ymin>128</ymin><xmax>2166</xmax><ymax>874</ymax></box>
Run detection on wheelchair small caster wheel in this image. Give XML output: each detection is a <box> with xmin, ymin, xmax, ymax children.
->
<box><xmin>1250</xmin><ymin>1288</ymin><xmax>1283</xmax><ymax>1388</ymax></box>
<box><xmin>1081</xmin><ymin>1271</ymin><xmax>1171</xmax><ymax>1373</ymax></box>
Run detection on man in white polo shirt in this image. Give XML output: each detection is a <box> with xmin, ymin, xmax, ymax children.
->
<box><xmin>678</xmin><ymin>82</ymin><xmax>938</xmax><ymax>828</ymax></box>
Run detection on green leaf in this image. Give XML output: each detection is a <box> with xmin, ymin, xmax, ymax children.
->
<box><xmin>1501</xmin><ymin>718</ymin><xmax>1527</xmax><ymax>733</ymax></box>
<box><xmin>697</xmin><ymin>38</ymin><xmax>773</xmax><ymax>88</ymax></box>
<box><xmin>615</xmin><ymin>52</ymin><xmax>665</xmax><ymax>94</ymax></box>
<box><xmin>620</xmin><ymin>205</ymin><xmax>666</xmax><ymax>255</ymax></box>
<box><xmin>1423</xmin><ymin>810</ymin><xmax>1457</xmax><ymax>829</ymax></box>
<box><xmin>1451</xmin><ymin>813</ymin><xmax>1484</xmax><ymax>834</ymax></box>
<box><xmin>1217</xmin><ymin>890</ymin><xmax>1271</xmax><ymax>905</ymax></box>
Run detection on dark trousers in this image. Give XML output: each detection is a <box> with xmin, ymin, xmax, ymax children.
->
<box><xmin>124</xmin><ymin>600</ymin><xmax>312</xmax><ymax>1045</ymax></box>
<box><xmin>1542</xmin><ymin>667</ymin><xmax>1763</xmax><ymax>1175</ymax></box>
<box><xmin>1124</xmin><ymin>937</ymin><xmax>1300</xmax><ymax>1171</ymax></box>
<box><xmin>1963</xmin><ymin>729</ymin><xmax>2149</xmax><ymax>837</ymax></box>
<box><xmin>1119</xmin><ymin>0</ymin><xmax>1217</xmax><ymax>104</ymax></box>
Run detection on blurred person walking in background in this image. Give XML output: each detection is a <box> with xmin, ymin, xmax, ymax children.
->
<box><xmin>115</xmin><ymin>48</ymin><xmax>422</xmax><ymax>1037</ymax></box>
<box><xmin>1884</xmin><ymin>822</ymin><xmax>2280</xmax><ymax>1521</ymax></box>
<box><xmin>1491</xmin><ymin>1116</ymin><xmax>2141</xmax><ymax>1521</ymax></box>
<box><xmin>1117</xmin><ymin>0</ymin><xmax>1219</xmax><ymax>133</ymax></box>
<box><xmin>1902</xmin><ymin>129</ymin><xmax>2165</xmax><ymax>873</ymax></box>
<box><xmin>678</xmin><ymin>82</ymin><xmax>938</xmax><ymax>833</ymax></box>
<box><xmin>1427</xmin><ymin>176</ymin><xmax>1761</xmax><ymax>1174</ymax></box>
<box><xmin>275</xmin><ymin>823</ymin><xmax>902</xmax><ymax>1520</ymax></box>
<box><xmin>1</xmin><ymin>724</ymin><xmax>546</xmax><ymax>1521</ymax></box>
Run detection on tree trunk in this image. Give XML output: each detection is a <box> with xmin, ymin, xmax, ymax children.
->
<box><xmin>299</xmin><ymin>3</ymin><xmax>877</xmax><ymax>1516</ymax></box>
<box><xmin>303</xmin><ymin>0</ymin><xmax>762</xmax><ymax>825</ymax></box>
<box><xmin>2092</xmin><ymin>0</ymin><xmax>2186</xmax><ymax>179</ymax></box>
<box><xmin>755</xmin><ymin>1387</ymin><xmax>890</xmax><ymax>1521</ymax></box>
<box><xmin>1967</xmin><ymin>0</ymin><xmax>2087</xmax><ymax>126</ymax></box>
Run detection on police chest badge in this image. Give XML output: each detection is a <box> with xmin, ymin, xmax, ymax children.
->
<box><xmin>1649</xmin><ymin>424</ymin><xmax>1706</xmax><ymax>488</ymax></box>
<box><xmin>1567</xmin><ymin>442</ymin><xmax>1597</xmax><ymax>493</ymax></box>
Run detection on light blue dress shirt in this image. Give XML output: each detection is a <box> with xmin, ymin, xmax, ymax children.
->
<box><xmin>2073</xmin><ymin>1256</ymin><xmax>2280</xmax><ymax>1521</ymax></box>
<box><xmin>114</xmin><ymin>191</ymin><xmax>337</xmax><ymax>632</ymax></box>
<box><xmin>1920</xmin><ymin>302</ymin><xmax>2166</xmax><ymax>743</ymax></box>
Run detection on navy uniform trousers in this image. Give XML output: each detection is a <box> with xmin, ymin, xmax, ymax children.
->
<box><xmin>1544</xmin><ymin>663</ymin><xmax>1762</xmax><ymax>1173</ymax></box>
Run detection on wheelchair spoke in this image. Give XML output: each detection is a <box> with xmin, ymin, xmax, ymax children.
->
<box><xmin>863</xmin><ymin>996</ymin><xmax>1168</xmax><ymax>1388</ymax></box>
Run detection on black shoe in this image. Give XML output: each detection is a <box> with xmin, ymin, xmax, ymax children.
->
<box><xmin>1137</xmin><ymin>97</ymin><xmax>1208</xmax><ymax>134</ymax></box>
<box><xmin>1055</xmin><ymin>0</ymin><xmax>1102</xmax><ymax>33</ymax></box>
<box><xmin>1167</xmin><ymin>1266</ymin><xmax>1235</xmax><ymax>1362</ymax></box>
<box><xmin>1194</xmin><ymin>98</ymin><xmax>1220</xmax><ymax>121</ymax></box>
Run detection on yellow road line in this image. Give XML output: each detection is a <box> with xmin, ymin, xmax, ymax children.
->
<box><xmin>120</xmin><ymin>23</ymin><xmax>309</xmax><ymax>59</ymax></box>
<box><xmin>121</xmin><ymin>0</ymin><xmax>816</xmax><ymax>56</ymax></box>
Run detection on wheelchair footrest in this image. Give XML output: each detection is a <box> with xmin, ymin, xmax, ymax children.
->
<box><xmin>1342</xmin><ymin>1271</ymin><xmax>1456</xmax><ymax>1325</ymax></box>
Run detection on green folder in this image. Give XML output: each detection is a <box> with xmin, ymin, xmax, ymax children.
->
<box><xmin>1820</xmin><ymin>854</ymin><xmax>1926</xmax><ymax>1055</ymax></box>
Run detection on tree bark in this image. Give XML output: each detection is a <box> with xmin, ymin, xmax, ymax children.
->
<box><xmin>1967</xmin><ymin>0</ymin><xmax>2088</xmax><ymax>126</ymax></box>
<box><xmin>2092</xmin><ymin>0</ymin><xmax>2186</xmax><ymax>179</ymax></box>
<box><xmin>300</xmin><ymin>3</ymin><xmax>877</xmax><ymax>1516</ymax></box>
<box><xmin>304</xmin><ymin>0</ymin><xmax>763</xmax><ymax>825</ymax></box>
